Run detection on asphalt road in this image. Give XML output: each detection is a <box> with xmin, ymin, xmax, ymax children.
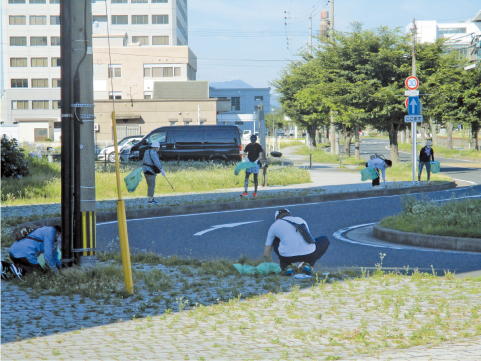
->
<box><xmin>97</xmin><ymin>140</ymin><xmax>481</xmax><ymax>273</ymax></box>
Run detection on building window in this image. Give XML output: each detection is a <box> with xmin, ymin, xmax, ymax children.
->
<box><xmin>109</xmin><ymin>92</ymin><xmax>122</xmax><ymax>100</ymax></box>
<box><xmin>144</xmin><ymin>92</ymin><xmax>152</xmax><ymax>99</ymax></box>
<box><xmin>132</xmin><ymin>36</ymin><xmax>149</xmax><ymax>45</ymax></box>
<box><xmin>32</xmin><ymin>79</ymin><xmax>48</xmax><ymax>87</ymax></box>
<box><xmin>108</xmin><ymin>64</ymin><xmax>122</xmax><ymax>78</ymax></box>
<box><xmin>31</xmin><ymin>58</ymin><xmax>48</xmax><ymax>67</ymax></box>
<box><xmin>52</xmin><ymin>100</ymin><xmax>61</xmax><ymax>109</ymax></box>
<box><xmin>163</xmin><ymin>67</ymin><xmax>173</xmax><ymax>77</ymax></box>
<box><xmin>10</xmin><ymin>58</ymin><xmax>27</xmax><ymax>67</ymax></box>
<box><xmin>51</xmin><ymin>57</ymin><xmax>61</xmax><ymax>67</ymax></box>
<box><xmin>52</xmin><ymin>79</ymin><xmax>61</xmax><ymax>88</ymax></box>
<box><xmin>177</xmin><ymin>17</ymin><xmax>187</xmax><ymax>43</ymax></box>
<box><xmin>29</xmin><ymin>0</ymin><xmax>46</xmax><ymax>3</ymax></box>
<box><xmin>9</xmin><ymin>16</ymin><xmax>26</xmax><ymax>25</ymax></box>
<box><xmin>174</xmin><ymin>67</ymin><xmax>181</xmax><ymax>76</ymax></box>
<box><xmin>32</xmin><ymin>101</ymin><xmax>49</xmax><ymax>110</ymax></box>
<box><xmin>30</xmin><ymin>15</ymin><xmax>47</xmax><ymax>25</ymax></box>
<box><xmin>50</xmin><ymin>15</ymin><xmax>60</xmax><ymax>25</ymax></box>
<box><xmin>231</xmin><ymin>97</ymin><xmax>240</xmax><ymax>111</ymax></box>
<box><xmin>132</xmin><ymin>15</ymin><xmax>148</xmax><ymax>25</ymax></box>
<box><xmin>254</xmin><ymin>96</ymin><xmax>263</xmax><ymax>101</ymax></box>
<box><xmin>152</xmin><ymin>35</ymin><xmax>169</xmax><ymax>45</ymax></box>
<box><xmin>439</xmin><ymin>28</ymin><xmax>467</xmax><ymax>35</ymax></box>
<box><xmin>93</xmin><ymin>15</ymin><xmax>107</xmax><ymax>23</ymax></box>
<box><xmin>51</xmin><ymin>36</ymin><xmax>61</xmax><ymax>46</ymax></box>
<box><xmin>9</xmin><ymin>0</ymin><xmax>26</xmax><ymax>3</ymax></box>
<box><xmin>34</xmin><ymin>128</ymin><xmax>49</xmax><ymax>142</ymax></box>
<box><xmin>152</xmin><ymin>67</ymin><xmax>162</xmax><ymax>77</ymax></box>
<box><xmin>50</xmin><ymin>0</ymin><xmax>60</xmax><ymax>3</ymax></box>
<box><xmin>131</xmin><ymin>0</ymin><xmax>147</xmax><ymax>2</ymax></box>
<box><xmin>144</xmin><ymin>68</ymin><xmax>151</xmax><ymax>77</ymax></box>
<box><xmin>112</xmin><ymin>15</ymin><xmax>128</xmax><ymax>25</ymax></box>
<box><xmin>10</xmin><ymin>37</ymin><xmax>27</xmax><ymax>46</ymax></box>
<box><xmin>31</xmin><ymin>37</ymin><xmax>48</xmax><ymax>46</ymax></box>
<box><xmin>111</xmin><ymin>0</ymin><xmax>127</xmax><ymax>3</ymax></box>
<box><xmin>176</xmin><ymin>0</ymin><xmax>187</xmax><ymax>22</ymax></box>
<box><xmin>12</xmin><ymin>101</ymin><xmax>29</xmax><ymax>110</ymax></box>
<box><xmin>152</xmin><ymin>15</ymin><xmax>169</xmax><ymax>24</ymax></box>
<box><xmin>11</xmin><ymin>79</ymin><xmax>28</xmax><ymax>88</ymax></box>
<box><xmin>152</xmin><ymin>0</ymin><xmax>167</xmax><ymax>2</ymax></box>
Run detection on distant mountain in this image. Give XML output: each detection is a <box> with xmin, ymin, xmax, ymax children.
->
<box><xmin>209</xmin><ymin>79</ymin><xmax>253</xmax><ymax>89</ymax></box>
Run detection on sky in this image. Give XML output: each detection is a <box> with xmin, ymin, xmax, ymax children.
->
<box><xmin>189</xmin><ymin>0</ymin><xmax>481</xmax><ymax>97</ymax></box>
<box><xmin>1</xmin><ymin>1</ymin><xmax>479</xmax><ymax>96</ymax></box>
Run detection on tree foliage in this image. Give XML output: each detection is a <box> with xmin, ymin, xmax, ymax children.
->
<box><xmin>1</xmin><ymin>136</ymin><xmax>29</xmax><ymax>178</ymax></box>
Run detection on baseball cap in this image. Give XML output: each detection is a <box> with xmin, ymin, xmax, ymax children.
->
<box><xmin>151</xmin><ymin>141</ymin><xmax>160</xmax><ymax>148</ymax></box>
<box><xmin>275</xmin><ymin>208</ymin><xmax>291</xmax><ymax>220</ymax></box>
<box><xmin>250</xmin><ymin>134</ymin><xmax>257</xmax><ymax>142</ymax></box>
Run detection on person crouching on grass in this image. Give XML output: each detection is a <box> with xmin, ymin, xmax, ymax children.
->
<box><xmin>366</xmin><ymin>156</ymin><xmax>392</xmax><ymax>188</ymax></box>
<box><xmin>263</xmin><ymin>209</ymin><xmax>330</xmax><ymax>276</ymax></box>
<box><xmin>241</xmin><ymin>134</ymin><xmax>264</xmax><ymax>198</ymax></box>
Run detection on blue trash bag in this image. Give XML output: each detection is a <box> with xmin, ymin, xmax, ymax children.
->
<box><xmin>430</xmin><ymin>161</ymin><xmax>440</xmax><ymax>174</ymax></box>
<box><xmin>361</xmin><ymin>167</ymin><xmax>378</xmax><ymax>181</ymax></box>
<box><xmin>233</xmin><ymin>262</ymin><xmax>281</xmax><ymax>275</ymax></box>
<box><xmin>234</xmin><ymin>160</ymin><xmax>257</xmax><ymax>176</ymax></box>
<box><xmin>124</xmin><ymin>168</ymin><xmax>143</xmax><ymax>193</ymax></box>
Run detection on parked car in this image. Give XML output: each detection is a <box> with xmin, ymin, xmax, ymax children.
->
<box><xmin>128</xmin><ymin>125</ymin><xmax>242</xmax><ymax>163</ymax></box>
<box><xmin>98</xmin><ymin>136</ymin><xmax>143</xmax><ymax>162</ymax></box>
<box><xmin>242</xmin><ymin>130</ymin><xmax>252</xmax><ymax>140</ymax></box>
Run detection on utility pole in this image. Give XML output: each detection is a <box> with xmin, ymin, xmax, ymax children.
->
<box><xmin>258</xmin><ymin>103</ymin><xmax>266</xmax><ymax>155</ymax></box>
<box><xmin>329</xmin><ymin>0</ymin><xmax>337</xmax><ymax>154</ymax></box>
<box><xmin>60</xmin><ymin>0</ymin><xmax>96</xmax><ymax>267</ymax></box>
<box><xmin>411</xmin><ymin>18</ymin><xmax>417</xmax><ymax>185</ymax></box>
<box><xmin>309</xmin><ymin>14</ymin><xmax>313</xmax><ymax>56</ymax></box>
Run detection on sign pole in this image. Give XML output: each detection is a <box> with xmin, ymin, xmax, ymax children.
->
<box><xmin>411</xmin><ymin>18</ymin><xmax>417</xmax><ymax>185</ymax></box>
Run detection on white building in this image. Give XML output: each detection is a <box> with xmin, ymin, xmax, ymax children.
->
<box><xmin>0</xmin><ymin>0</ymin><xmax>190</xmax><ymax>140</ymax></box>
<box><xmin>407</xmin><ymin>9</ymin><xmax>481</xmax><ymax>59</ymax></box>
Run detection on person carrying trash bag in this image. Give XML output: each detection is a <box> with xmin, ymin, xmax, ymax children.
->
<box><xmin>263</xmin><ymin>209</ymin><xmax>330</xmax><ymax>276</ymax></box>
<box><xmin>142</xmin><ymin>141</ymin><xmax>165</xmax><ymax>205</ymax></box>
<box><xmin>418</xmin><ymin>140</ymin><xmax>434</xmax><ymax>182</ymax></box>
<box><xmin>366</xmin><ymin>156</ymin><xmax>392</xmax><ymax>188</ymax></box>
<box><xmin>6</xmin><ymin>225</ymin><xmax>62</xmax><ymax>281</ymax></box>
<box><xmin>241</xmin><ymin>134</ymin><xmax>265</xmax><ymax>198</ymax></box>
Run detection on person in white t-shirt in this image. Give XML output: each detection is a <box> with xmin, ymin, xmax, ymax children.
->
<box><xmin>263</xmin><ymin>209</ymin><xmax>330</xmax><ymax>276</ymax></box>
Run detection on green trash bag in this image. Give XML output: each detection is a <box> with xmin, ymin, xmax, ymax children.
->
<box><xmin>233</xmin><ymin>262</ymin><xmax>281</xmax><ymax>275</ymax></box>
<box><xmin>430</xmin><ymin>161</ymin><xmax>440</xmax><ymax>174</ymax></box>
<box><xmin>361</xmin><ymin>167</ymin><xmax>378</xmax><ymax>181</ymax></box>
<box><xmin>234</xmin><ymin>160</ymin><xmax>257</xmax><ymax>176</ymax></box>
<box><xmin>37</xmin><ymin>247</ymin><xmax>61</xmax><ymax>269</ymax></box>
<box><xmin>124</xmin><ymin>168</ymin><xmax>143</xmax><ymax>193</ymax></box>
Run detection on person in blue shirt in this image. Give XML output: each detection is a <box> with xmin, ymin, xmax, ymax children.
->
<box><xmin>8</xmin><ymin>225</ymin><xmax>62</xmax><ymax>281</ymax></box>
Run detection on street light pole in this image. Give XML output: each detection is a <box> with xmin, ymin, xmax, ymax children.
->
<box><xmin>411</xmin><ymin>18</ymin><xmax>417</xmax><ymax>185</ymax></box>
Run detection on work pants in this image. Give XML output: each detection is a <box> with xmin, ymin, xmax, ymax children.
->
<box><xmin>272</xmin><ymin>236</ymin><xmax>330</xmax><ymax>271</ymax></box>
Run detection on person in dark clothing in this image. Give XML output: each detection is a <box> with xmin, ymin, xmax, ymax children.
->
<box><xmin>418</xmin><ymin>140</ymin><xmax>434</xmax><ymax>182</ymax></box>
<box><xmin>241</xmin><ymin>134</ymin><xmax>264</xmax><ymax>197</ymax></box>
<box><xmin>264</xmin><ymin>209</ymin><xmax>330</xmax><ymax>276</ymax></box>
<box><xmin>142</xmin><ymin>141</ymin><xmax>165</xmax><ymax>204</ymax></box>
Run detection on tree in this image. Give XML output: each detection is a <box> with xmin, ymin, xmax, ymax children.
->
<box><xmin>1</xmin><ymin>136</ymin><xmax>29</xmax><ymax>178</ymax></box>
<box><xmin>461</xmin><ymin>67</ymin><xmax>481</xmax><ymax>150</ymax></box>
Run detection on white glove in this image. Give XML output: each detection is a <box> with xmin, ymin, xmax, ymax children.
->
<box><xmin>161</xmin><ymin>169</ymin><xmax>166</xmax><ymax>177</ymax></box>
<box><xmin>254</xmin><ymin>159</ymin><xmax>259</xmax><ymax>164</ymax></box>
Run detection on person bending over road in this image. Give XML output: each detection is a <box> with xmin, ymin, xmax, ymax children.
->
<box><xmin>142</xmin><ymin>141</ymin><xmax>165</xmax><ymax>205</ymax></box>
<box><xmin>7</xmin><ymin>225</ymin><xmax>62</xmax><ymax>281</ymax></box>
<box><xmin>419</xmin><ymin>140</ymin><xmax>434</xmax><ymax>182</ymax></box>
<box><xmin>241</xmin><ymin>134</ymin><xmax>264</xmax><ymax>198</ymax></box>
<box><xmin>263</xmin><ymin>209</ymin><xmax>330</xmax><ymax>276</ymax></box>
<box><xmin>366</xmin><ymin>157</ymin><xmax>392</xmax><ymax>188</ymax></box>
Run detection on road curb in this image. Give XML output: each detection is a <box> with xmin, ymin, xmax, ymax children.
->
<box><xmin>16</xmin><ymin>181</ymin><xmax>456</xmax><ymax>229</ymax></box>
<box><xmin>373</xmin><ymin>223</ymin><xmax>481</xmax><ymax>253</ymax></box>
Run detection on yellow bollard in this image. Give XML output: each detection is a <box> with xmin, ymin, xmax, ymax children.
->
<box><xmin>112</xmin><ymin>111</ymin><xmax>134</xmax><ymax>294</ymax></box>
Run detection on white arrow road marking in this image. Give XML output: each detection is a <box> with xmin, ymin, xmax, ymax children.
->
<box><xmin>194</xmin><ymin>220</ymin><xmax>264</xmax><ymax>236</ymax></box>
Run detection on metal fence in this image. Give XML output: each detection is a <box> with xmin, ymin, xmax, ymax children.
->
<box><xmin>116</xmin><ymin>125</ymin><xmax>141</xmax><ymax>140</ymax></box>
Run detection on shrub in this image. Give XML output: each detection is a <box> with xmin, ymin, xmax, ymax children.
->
<box><xmin>1</xmin><ymin>136</ymin><xmax>29</xmax><ymax>178</ymax></box>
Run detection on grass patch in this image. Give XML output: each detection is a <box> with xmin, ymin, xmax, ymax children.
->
<box><xmin>1</xmin><ymin>160</ymin><xmax>310</xmax><ymax>206</ymax></box>
<box><xmin>380</xmin><ymin>195</ymin><xmax>481</xmax><ymax>238</ymax></box>
<box><xmin>278</xmin><ymin>140</ymin><xmax>306</xmax><ymax>149</ymax></box>
<box><xmin>296</xmin><ymin>146</ymin><xmax>366</xmax><ymax>166</ymax></box>
<box><xmin>398</xmin><ymin>142</ymin><xmax>481</xmax><ymax>160</ymax></box>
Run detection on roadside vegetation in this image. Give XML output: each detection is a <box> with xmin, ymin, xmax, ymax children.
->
<box><xmin>380</xmin><ymin>195</ymin><xmax>481</xmax><ymax>238</ymax></box>
<box><xmin>398</xmin><ymin>142</ymin><xmax>481</xmax><ymax>160</ymax></box>
<box><xmin>1</xmin><ymin>158</ymin><xmax>310</xmax><ymax>206</ymax></box>
<box><xmin>296</xmin><ymin>146</ymin><xmax>366</xmax><ymax>166</ymax></box>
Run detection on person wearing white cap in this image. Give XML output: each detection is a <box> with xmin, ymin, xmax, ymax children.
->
<box><xmin>142</xmin><ymin>141</ymin><xmax>165</xmax><ymax>204</ymax></box>
<box><xmin>263</xmin><ymin>208</ymin><xmax>330</xmax><ymax>276</ymax></box>
<box><xmin>418</xmin><ymin>140</ymin><xmax>434</xmax><ymax>182</ymax></box>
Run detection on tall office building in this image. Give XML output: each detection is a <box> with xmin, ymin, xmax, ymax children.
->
<box><xmin>1</xmin><ymin>0</ymin><xmax>191</xmax><ymax>138</ymax></box>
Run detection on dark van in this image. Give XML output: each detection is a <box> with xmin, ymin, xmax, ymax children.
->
<box><xmin>128</xmin><ymin>125</ymin><xmax>243</xmax><ymax>163</ymax></box>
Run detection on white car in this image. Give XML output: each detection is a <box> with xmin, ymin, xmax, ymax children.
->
<box><xmin>242</xmin><ymin>130</ymin><xmax>252</xmax><ymax>140</ymax></box>
<box><xmin>98</xmin><ymin>136</ymin><xmax>143</xmax><ymax>162</ymax></box>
